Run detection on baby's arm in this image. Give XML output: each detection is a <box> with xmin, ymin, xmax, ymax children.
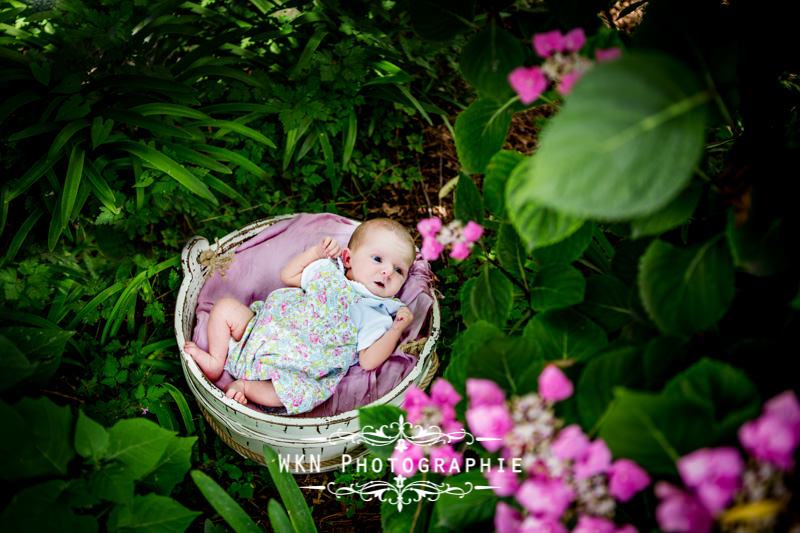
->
<box><xmin>358</xmin><ymin>307</ymin><xmax>414</xmax><ymax>371</ymax></box>
<box><xmin>280</xmin><ymin>237</ymin><xmax>341</xmax><ymax>287</ymax></box>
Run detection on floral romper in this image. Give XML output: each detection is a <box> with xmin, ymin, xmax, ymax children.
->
<box><xmin>224</xmin><ymin>259</ymin><xmax>380</xmax><ymax>414</ymax></box>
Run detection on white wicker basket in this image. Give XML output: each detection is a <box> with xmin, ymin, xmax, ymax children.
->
<box><xmin>174</xmin><ymin>215</ymin><xmax>440</xmax><ymax>473</ymax></box>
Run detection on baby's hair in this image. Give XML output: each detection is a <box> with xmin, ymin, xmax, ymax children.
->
<box><xmin>349</xmin><ymin>218</ymin><xmax>416</xmax><ymax>268</ymax></box>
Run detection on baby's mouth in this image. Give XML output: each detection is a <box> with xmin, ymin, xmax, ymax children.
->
<box><xmin>375</xmin><ymin>281</ymin><xmax>385</xmax><ymax>288</ymax></box>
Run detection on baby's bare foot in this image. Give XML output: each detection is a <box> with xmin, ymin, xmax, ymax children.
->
<box><xmin>184</xmin><ymin>341</ymin><xmax>224</xmax><ymax>381</ymax></box>
<box><xmin>225</xmin><ymin>380</ymin><xmax>248</xmax><ymax>405</ymax></box>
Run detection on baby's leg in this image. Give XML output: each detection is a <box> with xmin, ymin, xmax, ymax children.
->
<box><xmin>225</xmin><ymin>380</ymin><xmax>283</xmax><ymax>407</ymax></box>
<box><xmin>185</xmin><ymin>297</ymin><xmax>254</xmax><ymax>381</ymax></box>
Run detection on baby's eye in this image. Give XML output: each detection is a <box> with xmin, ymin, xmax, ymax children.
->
<box><xmin>372</xmin><ymin>256</ymin><xmax>381</xmax><ymax>263</ymax></box>
<box><xmin>394</xmin><ymin>267</ymin><xmax>403</xmax><ymax>275</ymax></box>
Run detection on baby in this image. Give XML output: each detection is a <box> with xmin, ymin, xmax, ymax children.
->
<box><xmin>184</xmin><ymin>218</ymin><xmax>416</xmax><ymax>414</ymax></box>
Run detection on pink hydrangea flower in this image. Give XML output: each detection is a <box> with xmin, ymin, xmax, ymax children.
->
<box><xmin>495</xmin><ymin>502</ymin><xmax>523</xmax><ymax>533</ymax></box>
<box><xmin>677</xmin><ymin>447</ymin><xmax>743</xmax><ymax>514</ymax></box>
<box><xmin>573</xmin><ymin>438</ymin><xmax>612</xmax><ymax>480</ymax></box>
<box><xmin>556</xmin><ymin>71</ymin><xmax>582</xmax><ymax>95</ymax></box>
<box><xmin>765</xmin><ymin>390</ymin><xmax>800</xmax><ymax>430</ymax></box>
<box><xmin>516</xmin><ymin>477</ymin><xmax>575</xmax><ymax>519</ymax></box>
<box><xmin>518</xmin><ymin>515</ymin><xmax>568</xmax><ymax>533</ymax></box>
<box><xmin>390</xmin><ymin>440</ymin><xmax>425</xmax><ymax>477</ymax></box>
<box><xmin>739</xmin><ymin>412</ymin><xmax>798</xmax><ymax>470</ymax></box>
<box><xmin>417</xmin><ymin>217</ymin><xmax>442</xmax><ymax>237</ymax></box>
<box><xmin>449</xmin><ymin>241</ymin><xmax>470</xmax><ymax>260</ymax></box>
<box><xmin>551</xmin><ymin>424</ymin><xmax>590</xmax><ymax>461</ymax></box>
<box><xmin>573</xmin><ymin>515</ymin><xmax>617</xmax><ymax>533</ymax></box>
<box><xmin>533</xmin><ymin>30</ymin><xmax>565</xmax><ymax>57</ymax></box>
<box><xmin>430</xmin><ymin>378</ymin><xmax>461</xmax><ymax>409</ymax></box>
<box><xmin>596</xmin><ymin>47</ymin><xmax>622</xmax><ymax>62</ymax></box>
<box><xmin>508</xmin><ymin>66</ymin><xmax>548</xmax><ymax>105</ymax></box>
<box><xmin>617</xmin><ymin>525</ymin><xmax>638</xmax><ymax>533</ymax></box>
<box><xmin>466</xmin><ymin>404</ymin><xmax>513</xmax><ymax>452</ymax></box>
<box><xmin>654</xmin><ymin>482</ymin><xmax>713</xmax><ymax>533</ymax></box>
<box><xmin>538</xmin><ymin>365</ymin><xmax>573</xmax><ymax>402</ymax></box>
<box><xmin>608</xmin><ymin>458</ymin><xmax>650</xmax><ymax>502</ymax></box>
<box><xmin>562</xmin><ymin>28</ymin><xmax>586</xmax><ymax>53</ymax></box>
<box><xmin>462</xmin><ymin>221</ymin><xmax>484</xmax><ymax>243</ymax></box>
<box><xmin>429</xmin><ymin>444</ymin><xmax>463</xmax><ymax>475</ymax></box>
<box><xmin>466</xmin><ymin>378</ymin><xmax>506</xmax><ymax>407</ymax></box>
<box><xmin>401</xmin><ymin>384</ymin><xmax>431</xmax><ymax>423</ymax></box>
<box><xmin>421</xmin><ymin>236</ymin><xmax>444</xmax><ymax>261</ymax></box>
<box><xmin>485</xmin><ymin>466</ymin><xmax>521</xmax><ymax>497</ymax></box>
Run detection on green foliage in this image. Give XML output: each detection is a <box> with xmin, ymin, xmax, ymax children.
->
<box><xmin>0</xmin><ymin>399</ymin><xmax>198</xmax><ymax>531</ymax></box>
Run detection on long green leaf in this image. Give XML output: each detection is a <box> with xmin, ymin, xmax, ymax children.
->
<box><xmin>67</xmin><ymin>281</ymin><xmax>125</xmax><ymax>330</ymax></box>
<box><xmin>263</xmin><ymin>445</ymin><xmax>317</xmax><ymax>533</ymax></box>
<box><xmin>267</xmin><ymin>500</ymin><xmax>293</xmax><ymax>533</ymax></box>
<box><xmin>2</xmin><ymin>208</ymin><xmax>42</xmax><ymax>266</ymax></box>
<box><xmin>203</xmin><ymin>175</ymin><xmax>249</xmax><ymax>205</ymax></box>
<box><xmin>162</xmin><ymin>383</ymin><xmax>196</xmax><ymax>435</ymax></box>
<box><xmin>190</xmin><ymin>470</ymin><xmax>261</xmax><ymax>533</ymax></box>
<box><xmin>192</xmin><ymin>120</ymin><xmax>276</xmax><ymax>148</ymax></box>
<box><xmin>179</xmin><ymin>65</ymin><xmax>265</xmax><ymax>88</ymax></box>
<box><xmin>47</xmin><ymin>196</ymin><xmax>64</xmax><ymax>252</ymax></box>
<box><xmin>83</xmin><ymin>160</ymin><xmax>120</xmax><ymax>214</ymax></box>
<box><xmin>290</xmin><ymin>28</ymin><xmax>327</xmax><ymax>78</ymax></box>
<box><xmin>114</xmin><ymin>141</ymin><xmax>218</xmax><ymax>204</ymax></box>
<box><xmin>47</xmin><ymin>120</ymin><xmax>90</xmax><ymax>161</ymax></box>
<box><xmin>60</xmin><ymin>145</ymin><xmax>85</xmax><ymax>227</ymax></box>
<box><xmin>164</xmin><ymin>144</ymin><xmax>232</xmax><ymax>174</ymax></box>
<box><xmin>201</xmin><ymin>102</ymin><xmax>282</xmax><ymax>115</ymax></box>
<box><xmin>342</xmin><ymin>108</ymin><xmax>357</xmax><ymax>167</ymax></box>
<box><xmin>130</xmin><ymin>103</ymin><xmax>211</xmax><ymax>120</ymax></box>
<box><xmin>8</xmin><ymin>157</ymin><xmax>57</xmax><ymax>201</ymax></box>
<box><xmin>195</xmin><ymin>145</ymin><xmax>270</xmax><ymax>180</ymax></box>
<box><xmin>8</xmin><ymin>122</ymin><xmax>59</xmax><ymax>142</ymax></box>
<box><xmin>0</xmin><ymin>185</ymin><xmax>8</xmax><ymax>238</ymax></box>
<box><xmin>107</xmin><ymin>110</ymin><xmax>198</xmax><ymax>140</ymax></box>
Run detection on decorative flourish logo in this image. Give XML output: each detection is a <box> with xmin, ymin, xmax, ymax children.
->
<box><xmin>302</xmin><ymin>476</ymin><xmax>480</xmax><ymax>512</ymax></box>
<box><xmin>300</xmin><ymin>415</ymin><xmax>477</xmax><ymax>447</ymax></box>
<box><xmin>295</xmin><ymin>415</ymin><xmax>512</xmax><ymax>510</ymax></box>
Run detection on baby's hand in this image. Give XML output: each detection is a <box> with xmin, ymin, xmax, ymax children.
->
<box><xmin>315</xmin><ymin>236</ymin><xmax>341</xmax><ymax>259</ymax></box>
<box><xmin>392</xmin><ymin>306</ymin><xmax>414</xmax><ymax>332</ymax></box>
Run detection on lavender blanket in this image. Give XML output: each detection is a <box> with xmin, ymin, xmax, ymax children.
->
<box><xmin>192</xmin><ymin>213</ymin><xmax>434</xmax><ymax>417</ymax></box>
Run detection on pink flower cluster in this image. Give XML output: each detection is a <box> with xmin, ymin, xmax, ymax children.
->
<box><xmin>508</xmin><ymin>28</ymin><xmax>622</xmax><ymax>104</ymax></box>
<box><xmin>655</xmin><ymin>390</ymin><xmax>800</xmax><ymax>533</ymax></box>
<box><xmin>466</xmin><ymin>366</ymin><xmax>649</xmax><ymax>533</ymax></box>
<box><xmin>391</xmin><ymin>379</ymin><xmax>464</xmax><ymax>477</ymax></box>
<box><xmin>417</xmin><ymin>217</ymin><xmax>483</xmax><ymax>261</ymax></box>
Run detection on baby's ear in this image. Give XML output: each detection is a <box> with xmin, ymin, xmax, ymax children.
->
<box><xmin>341</xmin><ymin>248</ymin><xmax>352</xmax><ymax>267</ymax></box>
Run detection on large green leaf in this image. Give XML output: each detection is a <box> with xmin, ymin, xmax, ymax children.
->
<box><xmin>507</xmin><ymin>52</ymin><xmax>709</xmax><ymax>220</ymax></box>
<box><xmin>108</xmin><ymin>494</ymin><xmax>200</xmax><ymax>533</ymax></box>
<box><xmin>454</xmin><ymin>173</ymin><xmax>484</xmax><ymax>225</ymax></box>
<box><xmin>663</xmin><ymin>358</ymin><xmax>760</xmax><ymax>441</ymax></box>
<box><xmin>484</xmin><ymin>150</ymin><xmax>523</xmax><ymax>217</ymax></box>
<box><xmin>75</xmin><ymin>409</ymin><xmax>110</xmax><ymax>461</ymax></box>
<box><xmin>459</xmin><ymin>20</ymin><xmax>524</xmax><ymax>101</ymax></box>
<box><xmin>60</xmin><ymin>145</ymin><xmax>85</xmax><ymax>227</ymax></box>
<box><xmin>597</xmin><ymin>388</ymin><xmax>710</xmax><ymax>475</ymax></box>
<box><xmin>638</xmin><ymin>236</ymin><xmax>734</xmax><ymax>336</ymax></box>
<box><xmin>466</xmin><ymin>335</ymin><xmax>542</xmax><ymax>396</ymax></box>
<box><xmin>631</xmin><ymin>181</ymin><xmax>702</xmax><ymax>238</ymax></box>
<box><xmin>115</xmin><ymin>141</ymin><xmax>218</xmax><ymax>204</ymax></box>
<box><xmin>444</xmin><ymin>321</ymin><xmax>506</xmax><ymax>399</ymax></box>
<box><xmin>0</xmin><ymin>480</ymin><xmax>99</xmax><ymax>533</ymax></box>
<box><xmin>507</xmin><ymin>192</ymin><xmax>585</xmax><ymax>252</ymax></box>
<box><xmin>524</xmin><ymin>309</ymin><xmax>607</xmax><ymax>363</ymax></box>
<box><xmin>454</xmin><ymin>98</ymin><xmax>514</xmax><ymax>175</ymax></box>
<box><xmin>89</xmin><ymin>465</ymin><xmax>136</xmax><ymax>505</ymax></box>
<box><xmin>577</xmin><ymin>274</ymin><xmax>633</xmax><ymax>332</ymax></box>
<box><xmin>433</xmin><ymin>470</ymin><xmax>498</xmax><ymax>529</ymax></box>
<box><xmin>469</xmin><ymin>266</ymin><xmax>513</xmax><ymax>328</ymax></box>
<box><xmin>0</xmin><ymin>334</ymin><xmax>33</xmax><ymax>391</ymax></box>
<box><xmin>576</xmin><ymin>344</ymin><xmax>643</xmax><ymax>430</ymax></box>
<box><xmin>105</xmin><ymin>418</ymin><xmax>176</xmax><ymax>480</ymax></box>
<box><xmin>529</xmin><ymin>222</ymin><xmax>593</xmax><ymax>266</ymax></box>
<box><xmin>0</xmin><ymin>397</ymin><xmax>75</xmax><ymax>480</ymax></box>
<box><xmin>496</xmin><ymin>223</ymin><xmax>528</xmax><ymax>288</ymax></box>
<box><xmin>140</xmin><ymin>436</ymin><xmax>196</xmax><ymax>495</ymax></box>
<box><xmin>530</xmin><ymin>264</ymin><xmax>586</xmax><ymax>311</ymax></box>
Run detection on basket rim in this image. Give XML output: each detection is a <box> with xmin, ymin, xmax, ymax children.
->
<box><xmin>175</xmin><ymin>213</ymin><xmax>440</xmax><ymax>428</ymax></box>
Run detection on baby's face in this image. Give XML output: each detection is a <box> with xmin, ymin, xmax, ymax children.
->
<box><xmin>343</xmin><ymin>227</ymin><xmax>413</xmax><ymax>298</ymax></box>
